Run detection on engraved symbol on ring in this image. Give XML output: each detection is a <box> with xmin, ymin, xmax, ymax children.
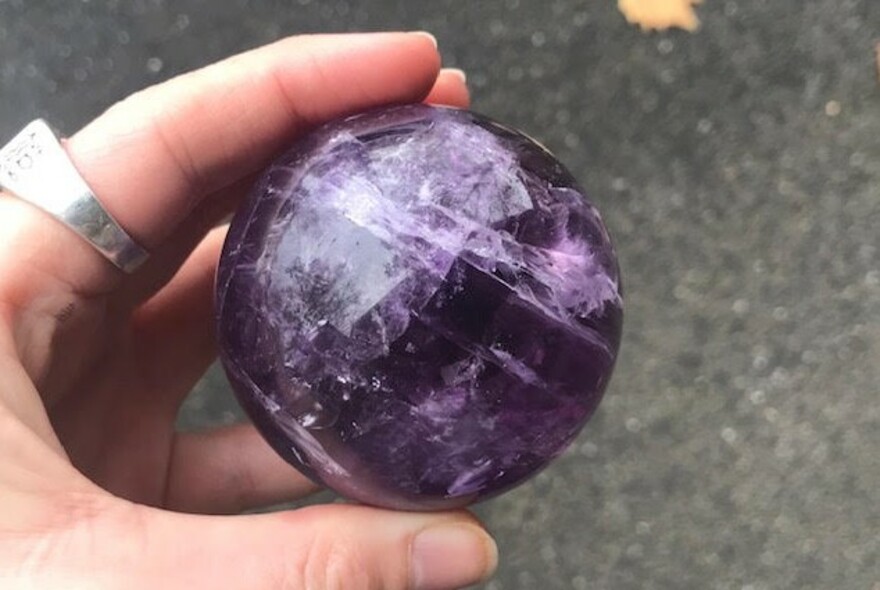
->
<box><xmin>1</xmin><ymin>132</ymin><xmax>43</xmax><ymax>182</ymax></box>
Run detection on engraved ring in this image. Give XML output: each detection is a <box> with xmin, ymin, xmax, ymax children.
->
<box><xmin>0</xmin><ymin>119</ymin><xmax>149</xmax><ymax>273</ymax></box>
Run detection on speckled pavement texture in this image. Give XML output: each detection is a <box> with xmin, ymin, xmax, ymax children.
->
<box><xmin>1</xmin><ymin>1</ymin><xmax>878</xmax><ymax>588</ymax></box>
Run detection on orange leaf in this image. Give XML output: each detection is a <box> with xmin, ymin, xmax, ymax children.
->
<box><xmin>618</xmin><ymin>0</ymin><xmax>704</xmax><ymax>32</ymax></box>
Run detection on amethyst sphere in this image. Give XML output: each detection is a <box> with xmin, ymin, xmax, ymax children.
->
<box><xmin>216</xmin><ymin>104</ymin><xmax>622</xmax><ymax>511</ymax></box>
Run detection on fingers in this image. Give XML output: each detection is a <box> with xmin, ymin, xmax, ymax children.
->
<box><xmin>120</xmin><ymin>173</ymin><xmax>251</xmax><ymax>307</ymax></box>
<box><xmin>67</xmin><ymin>32</ymin><xmax>443</xmax><ymax>256</ymax></box>
<box><xmin>426</xmin><ymin>68</ymin><xmax>471</xmax><ymax>107</ymax></box>
<box><xmin>146</xmin><ymin>504</ymin><xmax>498</xmax><ymax>590</ymax></box>
<box><xmin>163</xmin><ymin>423</ymin><xmax>320</xmax><ymax>514</ymax></box>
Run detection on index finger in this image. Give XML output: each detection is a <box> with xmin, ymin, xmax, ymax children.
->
<box><xmin>66</xmin><ymin>32</ymin><xmax>443</xmax><ymax>255</ymax></box>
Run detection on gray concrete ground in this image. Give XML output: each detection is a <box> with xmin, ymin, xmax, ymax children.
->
<box><xmin>1</xmin><ymin>1</ymin><xmax>878</xmax><ymax>588</ymax></box>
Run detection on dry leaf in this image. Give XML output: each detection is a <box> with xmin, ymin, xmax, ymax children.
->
<box><xmin>618</xmin><ymin>0</ymin><xmax>703</xmax><ymax>32</ymax></box>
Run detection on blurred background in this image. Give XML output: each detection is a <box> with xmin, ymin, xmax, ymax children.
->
<box><xmin>1</xmin><ymin>1</ymin><xmax>878</xmax><ymax>588</ymax></box>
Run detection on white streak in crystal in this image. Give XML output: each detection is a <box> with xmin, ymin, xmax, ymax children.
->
<box><xmin>489</xmin><ymin>348</ymin><xmax>545</xmax><ymax>386</ymax></box>
<box><xmin>274</xmin><ymin>411</ymin><xmax>350</xmax><ymax>477</ymax></box>
<box><xmin>440</xmin><ymin>355</ymin><xmax>485</xmax><ymax>386</ymax></box>
<box><xmin>447</xmin><ymin>458</ymin><xmax>496</xmax><ymax>495</ymax></box>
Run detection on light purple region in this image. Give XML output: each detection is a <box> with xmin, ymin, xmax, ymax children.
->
<box><xmin>216</xmin><ymin>104</ymin><xmax>623</xmax><ymax>510</ymax></box>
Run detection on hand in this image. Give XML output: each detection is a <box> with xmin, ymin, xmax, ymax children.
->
<box><xmin>0</xmin><ymin>32</ymin><xmax>497</xmax><ymax>590</ymax></box>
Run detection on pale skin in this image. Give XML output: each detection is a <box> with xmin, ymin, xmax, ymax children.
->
<box><xmin>0</xmin><ymin>32</ymin><xmax>498</xmax><ymax>590</ymax></box>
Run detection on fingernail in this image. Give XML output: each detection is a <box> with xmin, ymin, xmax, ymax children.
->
<box><xmin>411</xmin><ymin>524</ymin><xmax>498</xmax><ymax>590</ymax></box>
<box><xmin>413</xmin><ymin>31</ymin><xmax>439</xmax><ymax>49</ymax></box>
<box><xmin>443</xmin><ymin>68</ymin><xmax>468</xmax><ymax>83</ymax></box>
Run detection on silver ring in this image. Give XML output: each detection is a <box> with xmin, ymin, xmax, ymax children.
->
<box><xmin>0</xmin><ymin>119</ymin><xmax>149</xmax><ymax>273</ymax></box>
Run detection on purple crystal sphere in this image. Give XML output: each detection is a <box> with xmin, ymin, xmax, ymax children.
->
<box><xmin>216</xmin><ymin>104</ymin><xmax>623</xmax><ymax>511</ymax></box>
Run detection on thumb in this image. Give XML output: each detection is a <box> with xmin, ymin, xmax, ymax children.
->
<box><xmin>146</xmin><ymin>504</ymin><xmax>498</xmax><ymax>590</ymax></box>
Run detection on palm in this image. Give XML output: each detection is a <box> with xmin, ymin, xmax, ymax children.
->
<box><xmin>47</xmin><ymin>308</ymin><xmax>181</xmax><ymax>506</ymax></box>
<box><xmin>29</xmin><ymin>178</ymin><xmax>232</xmax><ymax>505</ymax></box>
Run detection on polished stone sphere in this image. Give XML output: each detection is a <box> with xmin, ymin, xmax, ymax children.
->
<box><xmin>216</xmin><ymin>104</ymin><xmax>623</xmax><ymax>510</ymax></box>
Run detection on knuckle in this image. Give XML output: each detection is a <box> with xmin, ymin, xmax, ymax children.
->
<box><xmin>34</xmin><ymin>488</ymin><xmax>114</xmax><ymax>532</ymax></box>
<box><xmin>292</xmin><ymin>532</ymin><xmax>373</xmax><ymax>590</ymax></box>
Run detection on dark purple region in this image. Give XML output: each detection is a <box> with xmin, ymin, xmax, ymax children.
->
<box><xmin>217</xmin><ymin>104</ymin><xmax>622</xmax><ymax>510</ymax></box>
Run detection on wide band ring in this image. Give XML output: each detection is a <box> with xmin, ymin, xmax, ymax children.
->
<box><xmin>0</xmin><ymin>119</ymin><xmax>149</xmax><ymax>273</ymax></box>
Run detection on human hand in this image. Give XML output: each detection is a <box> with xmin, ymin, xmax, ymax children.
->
<box><xmin>0</xmin><ymin>32</ymin><xmax>497</xmax><ymax>590</ymax></box>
